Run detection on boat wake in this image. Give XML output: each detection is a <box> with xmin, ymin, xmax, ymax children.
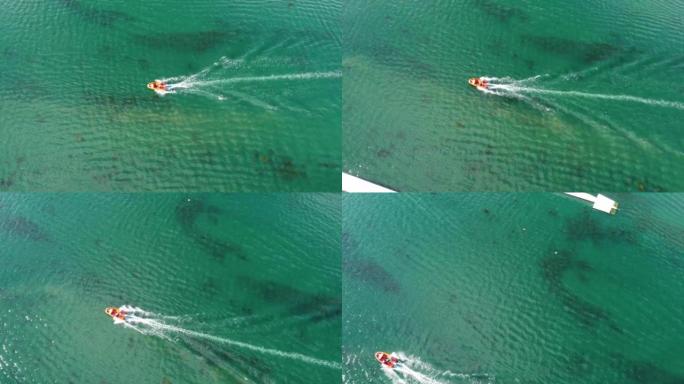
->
<box><xmin>152</xmin><ymin>56</ymin><xmax>341</xmax><ymax>109</ymax></box>
<box><xmin>480</xmin><ymin>75</ymin><xmax>684</xmax><ymax>111</ymax></box>
<box><xmin>114</xmin><ymin>305</ymin><xmax>341</xmax><ymax>370</ymax></box>
<box><xmin>382</xmin><ymin>352</ymin><xmax>494</xmax><ymax>384</ymax></box>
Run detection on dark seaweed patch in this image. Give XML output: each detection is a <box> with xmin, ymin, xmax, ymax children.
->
<box><xmin>522</xmin><ymin>35</ymin><xmax>621</xmax><ymax>64</ymax></box>
<box><xmin>610</xmin><ymin>353</ymin><xmax>684</xmax><ymax>384</ymax></box>
<box><xmin>179</xmin><ymin>337</ymin><xmax>272</xmax><ymax>382</ymax></box>
<box><xmin>175</xmin><ymin>198</ymin><xmax>245</xmax><ymax>261</ymax></box>
<box><xmin>540</xmin><ymin>249</ymin><xmax>620</xmax><ymax>331</ymax></box>
<box><xmin>0</xmin><ymin>172</ymin><xmax>16</xmax><ymax>190</ymax></box>
<box><xmin>624</xmin><ymin>176</ymin><xmax>667</xmax><ymax>192</ymax></box>
<box><xmin>133</xmin><ymin>30</ymin><xmax>237</xmax><ymax>53</ymax></box>
<box><xmin>566</xmin><ymin>353</ymin><xmax>593</xmax><ymax>377</ymax></box>
<box><xmin>0</xmin><ymin>214</ymin><xmax>49</xmax><ymax>241</ymax></box>
<box><xmin>343</xmin><ymin>257</ymin><xmax>401</xmax><ymax>293</ymax></box>
<box><xmin>238</xmin><ymin>276</ymin><xmax>340</xmax><ymax>323</ymax></box>
<box><xmin>564</xmin><ymin>211</ymin><xmax>637</xmax><ymax>245</ymax></box>
<box><xmin>201</xmin><ymin>277</ymin><xmax>220</xmax><ymax>297</ymax></box>
<box><xmin>317</xmin><ymin>162</ymin><xmax>339</xmax><ymax>170</ymax></box>
<box><xmin>253</xmin><ymin>150</ymin><xmax>307</xmax><ymax>181</ymax></box>
<box><xmin>472</xmin><ymin>0</ymin><xmax>528</xmax><ymax>23</ymax></box>
<box><xmin>376</xmin><ymin>148</ymin><xmax>391</xmax><ymax>158</ymax></box>
<box><xmin>60</xmin><ymin>0</ymin><xmax>135</xmax><ymax>27</ymax></box>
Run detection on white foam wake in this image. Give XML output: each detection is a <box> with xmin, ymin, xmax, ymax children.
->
<box><xmin>381</xmin><ymin>352</ymin><xmax>494</xmax><ymax>384</ymax></box>
<box><xmin>481</xmin><ymin>76</ymin><xmax>684</xmax><ymax>110</ymax></box>
<box><xmin>114</xmin><ymin>306</ymin><xmax>340</xmax><ymax>370</ymax></box>
<box><xmin>151</xmin><ymin>55</ymin><xmax>340</xmax><ymax>105</ymax></box>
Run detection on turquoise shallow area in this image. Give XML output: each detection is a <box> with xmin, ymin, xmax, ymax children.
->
<box><xmin>343</xmin><ymin>0</ymin><xmax>684</xmax><ymax>191</ymax></box>
<box><xmin>343</xmin><ymin>193</ymin><xmax>684</xmax><ymax>383</ymax></box>
<box><xmin>0</xmin><ymin>0</ymin><xmax>340</xmax><ymax>191</ymax></box>
<box><xmin>0</xmin><ymin>193</ymin><xmax>340</xmax><ymax>383</ymax></box>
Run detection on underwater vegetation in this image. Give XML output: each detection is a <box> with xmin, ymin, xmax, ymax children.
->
<box><xmin>522</xmin><ymin>35</ymin><xmax>622</xmax><ymax>65</ymax></box>
<box><xmin>610</xmin><ymin>353</ymin><xmax>684</xmax><ymax>384</ymax></box>
<box><xmin>133</xmin><ymin>30</ymin><xmax>238</xmax><ymax>53</ymax></box>
<box><xmin>60</xmin><ymin>0</ymin><xmax>135</xmax><ymax>27</ymax></box>
<box><xmin>253</xmin><ymin>150</ymin><xmax>307</xmax><ymax>182</ymax></box>
<box><xmin>175</xmin><ymin>198</ymin><xmax>245</xmax><ymax>261</ymax></box>
<box><xmin>472</xmin><ymin>0</ymin><xmax>528</xmax><ymax>23</ymax></box>
<box><xmin>539</xmin><ymin>249</ymin><xmax>621</xmax><ymax>332</ymax></box>
<box><xmin>343</xmin><ymin>256</ymin><xmax>401</xmax><ymax>293</ymax></box>
<box><xmin>564</xmin><ymin>210</ymin><xmax>637</xmax><ymax>245</ymax></box>
<box><xmin>342</xmin><ymin>231</ymin><xmax>401</xmax><ymax>293</ymax></box>
<box><xmin>0</xmin><ymin>211</ymin><xmax>49</xmax><ymax>242</ymax></box>
<box><xmin>238</xmin><ymin>276</ymin><xmax>341</xmax><ymax>324</ymax></box>
<box><xmin>179</xmin><ymin>337</ymin><xmax>274</xmax><ymax>384</ymax></box>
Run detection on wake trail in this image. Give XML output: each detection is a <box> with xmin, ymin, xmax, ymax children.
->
<box><xmin>116</xmin><ymin>307</ymin><xmax>340</xmax><ymax>370</ymax></box>
<box><xmin>483</xmin><ymin>76</ymin><xmax>684</xmax><ymax>110</ymax></box>
<box><xmin>153</xmin><ymin>55</ymin><xmax>340</xmax><ymax>106</ymax></box>
<box><xmin>382</xmin><ymin>352</ymin><xmax>494</xmax><ymax>384</ymax></box>
<box><xmin>169</xmin><ymin>71</ymin><xmax>341</xmax><ymax>89</ymax></box>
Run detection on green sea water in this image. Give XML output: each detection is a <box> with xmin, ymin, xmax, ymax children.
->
<box><xmin>343</xmin><ymin>0</ymin><xmax>684</xmax><ymax>191</ymax></box>
<box><xmin>0</xmin><ymin>193</ymin><xmax>341</xmax><ymax>383</ymax></box>
<box><xmin>343</xmin><ymin>193</ymin><xmax>684</xmax><ymax>383</ymax></box>
<box><xmin>0</xmin><ymin>0</ymin><xmax>341</xmax><ymax>192</ymax></box>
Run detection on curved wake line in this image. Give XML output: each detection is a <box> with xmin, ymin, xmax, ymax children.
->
<box><xmin>482</xmin><ymin>75</ymin><xmax>684</xmax><ymax>110</ymax></box>
<box><xmin>498</xmin><ymin>86</ymin><xmax>684</xmax><ymax>110</ymax></box>
<box><xmin>119</xmin><ymin>311</ymin><xmax>341</xmax><ymax>370</ymax></box>
<box><xmin>381</xmin><ymin>352</ymin><xmax>494</xmax><ymax>384</ymax></box>
<box><xmin>170</xmin><ymin>70</ymin><xmax>341</xmax><ymax>88</ymax></box>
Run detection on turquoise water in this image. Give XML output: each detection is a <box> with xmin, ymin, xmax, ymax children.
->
<box><xmin>343</xmin><ymin>193</ymin><xmax>684</xmax><ymax>383</ymax></box>
<box><xmin>0</xmin><ymin>193</ymin><xmax>340</xmax><ymax>383</ymax></box>
<box><xmin>0</xmin><ymin>0</ymin><xmax>340</xmax><ymax>191</ymax></box>
<box><xmin>343</xmin><ymin>0</ymin><xmax>684</xmax><ymax>191</ymax></box>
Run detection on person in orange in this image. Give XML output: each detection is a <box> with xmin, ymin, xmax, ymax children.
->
<box><xmin>147</xmin><ymin>80</ymin><xmax>166</xmax><ymax>91</ymax></box>
<box><xmin>105</xmin><ymin>307</ymin><xmax>127</xmax><ymax>321</ymax></box>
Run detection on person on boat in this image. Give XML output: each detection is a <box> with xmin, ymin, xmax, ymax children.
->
<box><xmin>376</xmin><ymin>352</ymin><xmax>397</xmax><ymax>368</ymax></box>
<box><xmin>475</xmin><ymin>78</ymin><xmax>487</xmax><ymax>87</ymax></box>
<box><xmin>147</xmin><ymin>80</ymin><xmax>167</xmax><ymax>91</ymax></box>
<box><xmin>105</xmin><ymin>307</ymin><xmax>127</xmax><ymax>321</ymax></box>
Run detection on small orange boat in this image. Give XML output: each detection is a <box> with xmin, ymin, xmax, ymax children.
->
<box><xmin>147</xmin><ymin>80</ymin><xmax>167</xmax><ymax>92</ymax></box>
<box><xmin>468</xmin><ymin>77</ymin><xmax>489</xmax><ymax>90</ymax></box>
<box><xmin>105</xmin><ymin>307</ymin><xmax>127</xmax><ymax>321</ymax></box>
<box><xmin>375</xmin><ymin>351</ymin><xmax>398</xmax><ymax>368</ymax></box>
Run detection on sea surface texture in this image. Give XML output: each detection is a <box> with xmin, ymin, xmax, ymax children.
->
<box><xmin>343</xmin><ymin>0</ymin><xmax>684</xmax><ymax>191</ymax></box>
<box><xmin>0</xmin><ymin>0</ymin><xmax>341</xmax><ymax>191</ymax></box>
<box><xmin>343</xmin><ymin>193</ymin><xmax>684</xmax><ymax>383</ymax></box>
<box><xmin>0</xmin><ymin>193</ymin><xmax>341</xmax><ymax>383</ymax></box>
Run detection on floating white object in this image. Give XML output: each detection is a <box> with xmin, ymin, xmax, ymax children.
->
<box><xmin>565</xmin><ymin>192</ymin><xmax>618</xmax><ymax>215</ymax></box>
<box><xmin>342</xmin><ymin>173</ymin><xmax>396</xmax><ymax>193</ymax></box>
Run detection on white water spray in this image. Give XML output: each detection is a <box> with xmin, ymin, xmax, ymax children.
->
<box><xmin>113</xmin><ymin>306</ymin><xmax>341</xmax><ymax>370</ymax></box>
<box><xmin>480</xmin><ymin>76</ymin><xmax>684</xmax><ymax>110</ymax></box>
<box><xmin>381</xmin><ymin>352</ymin><xmax>494</xmax><ymax>384</ymax></box>
<box><xmin>151</xmin><ymin>56</ymin><xmax>340</xmax><ymax>106</ymax></box>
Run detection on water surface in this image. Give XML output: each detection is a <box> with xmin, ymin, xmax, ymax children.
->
<box><xmin>343</xmin><ymin>0</ymin><xmax>684</xmax><ymax>191</ymax></box>
<box><xmin>0</xmin><ymin>193</ymin><xmax>341</xmax><ymax>383</ymax></box>
<box><xmin>1</xmin><ymin>0</ymin><xmax>341</xmax><ymax>191</ymax></box>
<box><xmin>343</xmin><ymin>193</ymin><xmax>684</xmax><ymax>383</ymax></box>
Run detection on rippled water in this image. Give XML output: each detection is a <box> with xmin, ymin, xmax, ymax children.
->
<box><xmin>343</xmin><ymin>193</ymin><xmax>684</xmax><ymax>383</ymax></box>
<box><xmin>0</xmin><ymin>0</ymin><xmax>341</xmax><ymax>191</ymax></box>
<box><xmin>0</xmin><ymin>193</ymin><xmax>340</xmax><ymax>383</ymax></box>
<box><xmin>343</xmin><ymin>0</ymin><xmax>684</xmax><ymax>191</ymax></box>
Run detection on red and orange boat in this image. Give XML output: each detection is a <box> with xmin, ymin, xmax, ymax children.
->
<box><xmin>375</xmin><ymin>351</ymin><xmax>399</xmax><ymax>368</ymax></box>
<box><xmin>147</xmin><ymin>80</ymin><xmax>167</xmax><ymax>92</ymax></box>
<box><xmin>468</xmin><ymin>77</ymin><xmax>489</xmax><ymax>90</ymax></box>
<box><xmin>104</xmin><ymin>307</ymin><xmax>128</xmax><ymax>322</ymax></box>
